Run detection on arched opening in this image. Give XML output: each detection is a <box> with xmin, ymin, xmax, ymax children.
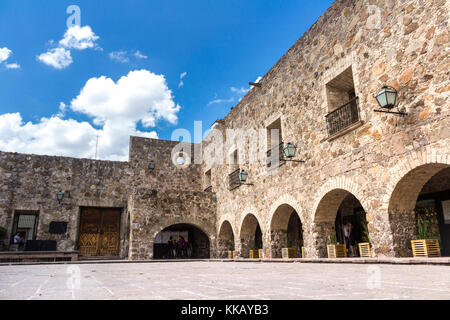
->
<box><xmin>240</xmin><ymin>214</ymin><xmax>263</xmax><ymax>258</ymax></box>
<box><xmin>217</xmin><ymin>221</ymin><xmax>235</xmax><ymax>258</ymax></box>
<box><xmin>389</xmin><ymin>164</ymin><xmax>450</xmax><ymax>257</ymax></box>
<box><xmin>314</xmin><ymin>189</ymin><xmax>369</xmax><ymax>258</ymax></box>
<box><xmin>270</xmin><ymin>204</ymin><xmax>303</xmax><ymax>258</ymax></box>
<box><xmin>153</xmin><ymin>223</ymin><xmax>210</xmax><ymax>259</ymax></box>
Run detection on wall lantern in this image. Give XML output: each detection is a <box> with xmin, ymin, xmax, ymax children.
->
<box><xmin>57</xmin><ymin>191</ymin><xmax>64</xmax><ymax>204</ymax></box>
<box><xmin>238</xmin><ymin>170</ymin><xmax>254</xmax><ymax>186</ymax></box>
<box><xmin>282</xmin><ymin>142</ymin><xmax>305</xmax><ymax>163</ymax></box>
<box><xmin>374</xmin><ymin>85</ymin><xmax>407</xmax><ymax>116</ymax></box>
<box><xmin>149</xmin><ymin>160</ymin><xmax>155</xmax><ymax>171</ymax></box>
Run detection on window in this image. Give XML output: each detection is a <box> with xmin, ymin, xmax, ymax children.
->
<box><xmin>11</xmin><ymin>211</ymin><xmax>39</xmax><ymax>243</ymax></box>
<box><xmin>204</xmin><ymin>169</ymin><xmax>212</xmax><ymax>192</ymax></box>
<box><xmin>325</xmin><ymin>66</ymin><xmax>361</xmax><ymax>137</ymax></box>
<box><xmin>266</xmin><ymin>118</ymin><xmax>284</xmax><ymax>168</ymax></box>
<box><xmin>228</xmin><ymin>149</ymin><xmax>241</xmax><ymax>190</ymax></box>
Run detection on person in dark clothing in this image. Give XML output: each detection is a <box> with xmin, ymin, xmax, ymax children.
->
<box><xmin>177</xmin><ymin>236</ymin><xmax>186</xmax><ymax>258</ymax></box>
<box><xmin>167</xmin><ymin>236</ymin><xmax>175</xmax><ymax>259</ymax></box>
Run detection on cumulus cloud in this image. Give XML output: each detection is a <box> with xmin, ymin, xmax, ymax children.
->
<box><xmin>38</xmin><ymin>25</ymin><xmax>100</xmax><ymax>69</ymax></box>
<box><xmin>178</xmin><ymin>71</ymin><xmax>187</xmax><ymax>88</ymax></box>
<box><xmin>134</xmin><ymin>50</ymin><xmax>148</xmax><ymax>59</ymax></box>
<box><xmin>0</xmin><ymin>47</ymin><xmax>12</xmax><ymax>63</ymax></box>
<box><xmin>109</xmin><ymin>51</ymin><xmax>130</xmax><ymax>63</ymax></box>
<box><xmin>59</xmin><ymin>25</ymin><xmax>100</xmax><ymax>50</ymax></box>
<box><xmin>0</xmin><ymin>47</ymin><xmax>20</xmax><ymax>69</ymax></box>
<box><xmin>0</xmin><ymin>69</ymin><xmax>180</xmax><ymax>160</ymax></box>
<box><xmin>230</xmin><ymin>87</ymin><xmax>249</xmax><ymax>95</ymax></box>
<box><xmin>37</xmin><ymin>47</ymin><xmax>73</xmax><ymax>69</ymax></box>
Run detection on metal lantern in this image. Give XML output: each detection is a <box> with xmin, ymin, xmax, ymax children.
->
<box><xmin>57</xmin><ymin>191</ymin><xmax>64</xmax><ymax>204</ymax></box>
<box><xmin>375</xmin><ymin>86</ymin><xmax>398</xmax><ymax>109</ymax></box>
<box><xmin>149</xmin><ymin>160</ymin><xmax>155</xmax><ymax>170</ymax></box>
<box><xmin>238</xmin><ymin>170</ymin><xmax>248</xmax><ymax>183</ymax></box>
<box><xmin>283</xmin><ymin>142</ymin><xmax>297</xmax><ymax>159</ymax></box>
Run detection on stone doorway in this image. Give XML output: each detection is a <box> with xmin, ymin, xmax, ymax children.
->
<box><xmin>313</xmin><ymin>190</ymin><xmax>368</xmax><ymax>258</ymax></box>
<box><xmin>270</xmin><ymin>204</ymin><xmax>303</xmax><ymax>258</ymax></box>
<box><xmin>389</xmin><ymin>164</ymin><xmax>450</xmax><ymax>257</ymax></box>
<box><xmin>217</xmin><ymin>221</ymin><xmax>235</xmax><ymax>258</ymax></box>
<box><xmin>78</xmin><ymin>207</ymin><xmax>121</xmax><ymax>257</ymax></box>
<box><xmin>239</xmin><ymin>214</ymin><xmax>263</xmax><ymax>258</ymax></box>
<box><xmin>153</xmin><ymin>224</ymin><xmax>210</xmax><ymax>259</ymax></box>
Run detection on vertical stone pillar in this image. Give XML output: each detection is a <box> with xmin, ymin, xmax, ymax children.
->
<box><xmin>216</xmin><ymin>239</ymin><xmax>228</xmax><ymax>258</ymax></box>
<box><xmin>309</xmin><ymin>221</ymin><xmax>335</xmax><ymax>258</ymax></box>
<box><xmin>387</xmin><ymin>210</ymin><xmax>416</xmax><ymax>257</ymax></box>
<box><xmin>270</xmin><ymin>229</ymin><xmax>287</xmax><ymax>258</ymax></box>
<box><xmin>240</xmin><ymin>235</ymin><xmax>254</xmax><ymax>258</ymax></box>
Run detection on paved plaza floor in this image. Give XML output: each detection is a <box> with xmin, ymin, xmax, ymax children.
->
<box><xmin>1</xmin><ymin>261</ymin><xmax>449</xmax><ymax>300</ymax></box>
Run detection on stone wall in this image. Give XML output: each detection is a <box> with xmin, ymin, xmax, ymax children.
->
<box><xmin>128</xmin><ymin>188</ymin><xmax>217</xmax><ymax>260</ymax></box>
<box><xmin>207</xmin><ymin>0</ymin><xmax>449</xmax><ymax>258</ymax></box>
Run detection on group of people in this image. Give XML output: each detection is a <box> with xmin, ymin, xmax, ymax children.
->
<box><xmin>166</xmin><ymin>236</ymin><xmax>193</xmax><ymax>259</ymax></box>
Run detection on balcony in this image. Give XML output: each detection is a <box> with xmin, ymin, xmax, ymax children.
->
<box><xmin>228</xmin><ymin>169</ymin><xmax>241</xmax><ymax>190</ymax></box>
<box><xmin>204</xmin><ymin>186</ymin><xmax>212</xmax><ymax>192</ymax></box>
<box><xmin>266</xmin><ymin>143</ymin><xmax>285</xmax><ymax>168</ymax></box>
<box><xmin>325</xmin><ymin>97</ymin><xmax>361</xmax><ymax>138</ymax></box>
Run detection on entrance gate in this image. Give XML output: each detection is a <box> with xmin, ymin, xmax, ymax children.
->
<box><xmin>78</xmin><ymin>208</ymin><xmax>121</xmax><ymax>257</ymax></box>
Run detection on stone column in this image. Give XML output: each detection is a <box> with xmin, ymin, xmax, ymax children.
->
<box><xmin>309</xmin><ymin>221</ymin><xmax>335</xmax><ymax>258</ymax></box>
<box><xmin>387</xmin><ymin>210</ymin><xmax>416</xmax><ymax>257</ymax></box>
<box><xmin>240</xmin><ymin>235</ymin><xmax>254</xmax><ymax>258</ymax></box>
<box><xmin>270</xmin><ymin>229</ymin><xmax>287</xmax><ymax>258</ymax></box>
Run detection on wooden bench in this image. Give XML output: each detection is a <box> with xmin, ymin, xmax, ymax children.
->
<box><xmin>0</xmin><ymin>251</ymin><xmax>79</xmax><ymax>263</ymax></box>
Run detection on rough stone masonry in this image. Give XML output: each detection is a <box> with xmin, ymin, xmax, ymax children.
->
<box><xmin>0</xmin><ymin>0</ymin><xmax>449</xmax><ymax>260</ymax></box>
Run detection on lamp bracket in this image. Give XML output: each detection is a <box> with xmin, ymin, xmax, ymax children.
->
<box><xmin>374</xmin><ymin>109</ymin><xmax>408</xmax><ymax>116</ymax></box>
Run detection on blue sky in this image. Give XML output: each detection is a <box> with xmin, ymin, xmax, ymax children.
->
<box><xmin>0</xmin><ymin>0</ymin><xmax>334</xmax><ymax>160</ymax></box>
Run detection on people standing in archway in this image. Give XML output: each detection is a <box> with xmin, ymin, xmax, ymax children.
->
<box><xmin>167</xmin><ymin>236</ymin><xmax>175</xmax><ymax>259</ymax></box>
<box><xmin>177</xmin><ymin>236</ymin><xmax>186</xmax><ymax>258</ymax></box>
<box><xmin>347</xmin><ymin>221</ymin><xmax>356</xmax><ymax>257</ymax></box>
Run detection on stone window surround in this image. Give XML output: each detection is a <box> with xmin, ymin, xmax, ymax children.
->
<box><xmin>321</xmin><ymin>52</ymin><xmax>365</xmax><ymax>141</ymax></box>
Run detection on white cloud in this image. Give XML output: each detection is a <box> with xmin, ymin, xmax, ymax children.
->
<box><xmin>37</xmin><ymin>47</ymin><xmax>73</xmax><ymax>69</ymax></box>
<box><xmin>6</xmin><ymin>63</ymin><xmax>20</xmax><ymax>69</ymax></box>
<box><xmin>38</xmin><ymin>25</ymin><xmax>100</xmax><ymax>69</ymax></box>
<box><xmin>230</xmin><ymin>87</ymin><xmax>249</xmax><ymax>95</ymax></box>
<box><xmin>178</xmin><ymin>71</ymin><xmax>187</xmax><ymax>88</ymax></box>
<box><xmin>207</xmin><ymin>97</ymin><xmax>234</xmax><ymax>105</ymax></box>
<box><xmin>134</xmin><ymin>50</ymin><xmax>148</xmax><ymax>59</ymax></box>
<box><xmin>0</xmin><ymin>69</ymin><xmax>180</xmax><ymax>160</ymax></box>
<box><xmin>59</xmin><ymin>25</ymin><xmax>100</xmax><ymax>50</ymax></box>
<box><xmin>0</xmin><ymin>47</ymin><xmax>12</xmax><ymax>63</ymax></box>
<box><xmin>109</xmin><ymin>51</ymin><xmax>130</xmax><ymax>63</ymax></box>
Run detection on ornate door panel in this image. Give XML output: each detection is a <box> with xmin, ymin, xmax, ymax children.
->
<box><xmin>79</xmin><ymin>208</ymin><xmax>121</xmax><ymax>257</ymax></box>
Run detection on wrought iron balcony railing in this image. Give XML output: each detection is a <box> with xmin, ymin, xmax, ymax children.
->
<box><xmin>228</xmin><ymin>168</ymin><xmax>241</xmax><ymax>190</ymax></box>
<box><xmin>325</xmin><ymin>97</ymin><xmax>360</xmax><ymax>137</ymax></box>
<box><xmin>266</xmin><ymin>143</ymin><xmax>285</xmax><ymax>168</ymax></box>
<box><xmin>204</xmin><ymin>186</ymin><xmax>212</xmax><ymax>192</ymax></box>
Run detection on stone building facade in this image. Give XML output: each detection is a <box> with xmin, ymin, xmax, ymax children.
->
<box><xmin>0</xmin><ymin>0</ymin><xmax>449</xmax><ymax>260</ymax></box>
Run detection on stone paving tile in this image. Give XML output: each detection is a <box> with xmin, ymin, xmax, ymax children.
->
<box><xmin>0</xmin><ymin>262</ymin><xmax>450</xmax><ymax>300</ymax></box>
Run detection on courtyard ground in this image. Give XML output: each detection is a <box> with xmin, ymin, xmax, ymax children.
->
<box><xmin>0</xmin><ymin>261</ymin><xmax>449</xmax><ymax>300</ymax></box>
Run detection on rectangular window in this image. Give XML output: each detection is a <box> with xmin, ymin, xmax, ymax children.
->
<box><xmin>325</xmin><ymin>66</ymin><xmax>361</xmax><ymax>137</ymax></box>
<box><xmin>204</xmin><ymin>169</ymin><xmax>212</xmax><ymax>192</ymax></box>
<box><xmin>11</xmin><ymin>211</ymin><xmax>39</xmax><ymax>243</ymax></box>
<box><xmin>266</xmin><ymin>118</ymin><xmax>284</xmax><ymax>168</ymax></box>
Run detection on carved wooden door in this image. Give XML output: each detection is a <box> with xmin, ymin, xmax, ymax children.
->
<box><xmin>79</xmin><ymin>208</ymin><xmax>121</xmax><ymax>256</ymax></box>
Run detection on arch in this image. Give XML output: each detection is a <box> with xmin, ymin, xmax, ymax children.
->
<box><xmin>311</xmin><ymin>178</ymin><xmax>369</xmax><ymax>258</ymax></box>
<box><xmin>268</xmin><ymin>194</ymin><xmax>304</xmax><ymax>230</ymax></box>
<box><xmin>269</xmin><ymin>202</ymin><xmax>303</xmax><ymax>258</ymax></box>
<box><xmin>217</xmin><ymin>220</ymin><xmax>235</xmax><ymax>258</ymax></box>
<box><xmin>312</xmin><ymin>176</ymin><xmax>368</xmax><ymax>223</ymax></box>
<box><xmin>386</xmin><ymin>155</ymin><xmax>450</xmax><ymax>257</ymax></box>
<box><xmin>239</xmin><ymin>213</ymin><xmax>263</xmax><ymax>258</ymax></box>
<box><xmin>153</xmin><ymin>222</ymin><xmax>211</xmax><ymax>259</ymax></box>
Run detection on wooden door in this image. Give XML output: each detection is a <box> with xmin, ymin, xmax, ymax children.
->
<box><xmin>78</xmin><ymin>208</ymin><xmax>121</xmax><ymax>256</ymax></box>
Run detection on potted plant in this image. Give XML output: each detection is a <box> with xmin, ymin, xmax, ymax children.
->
<box><xmin>411</xmin><ymin>209</ymin><xmax>441</xmax><ymax>257</ymax></box>
<box><xmin>249</xmin><ymin>244</ymin><xmax>259</xmax><ymax>259</ymax></box>
<box><xmin>327</xmin><ymin>230</ymin><xmax>347</xmax><ymax>258</ymax></box>
<box><xmin>281</xmin><ymin>234</ymin><xmax>296</xmax><ymax>259</ymax></box>
<box><xmin>227</xmin><ymin>241</ymin><xmax>235</xmax><ymax>259</ymax></box>
<box><xmin>357</xmin><ymin>213</ymin><xmax>372</xmax><ymax>258</ymax></box>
